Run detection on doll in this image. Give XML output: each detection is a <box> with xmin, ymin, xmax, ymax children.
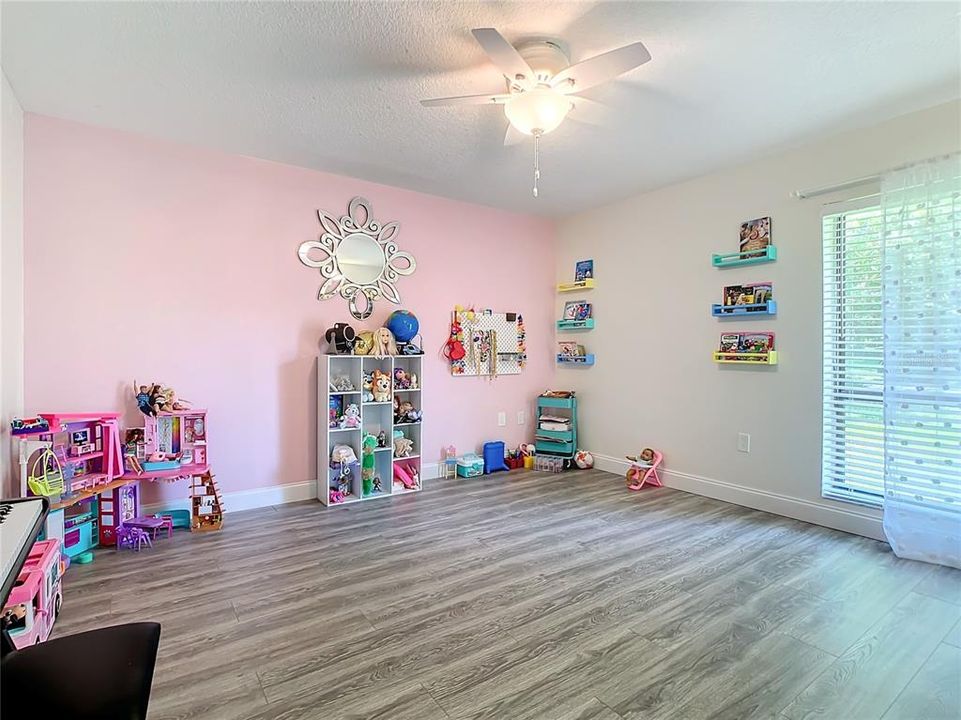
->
<box><xmin>133</xmin><ymin>381</ymin><xmax>158</xmax><ymax>416</ymax></box>
<box><xmin>372</xmin><ymin>327</ymin><xmax>398</xmax><ymax>357</ymax></box>
<box><xmin>625</xmin><ymin>448</ymin><xmax>659</xmax><ymax>491</ymax></box>
<box><xmin>393</xmin><ymin>368</ymin><xmax>410</xmax><ymax>390</ymax></box>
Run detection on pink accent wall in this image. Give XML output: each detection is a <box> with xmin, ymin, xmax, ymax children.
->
<box><xmin>24</xmin><ymin>115</ymin><xmax>556</xmax><ymax>502</ymax></box>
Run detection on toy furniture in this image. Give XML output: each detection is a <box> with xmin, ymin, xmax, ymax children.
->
<box><xmin>125</xmin><ymin>516</ymin><xmax>169</xmax><ymax>541</ymax></box>
<box><xmin>1</xmin><ymin>622</ymin><xmax>162</xmax><ymax>719</ymax></box>
<box><xmin>443</xmin><ymin>446</ymin><xmax>457</xmax><ymax>479</ymax></box>
<box><xmin>483</xmin><ymin>441</ymin><xmax>509</xmax><ymax>474</ymax></box>
<box><xmin>626</xmin><ymin>450</ymin><xmax>664</xmax><ymax>491</ymax></box>
<box><xmin>1</xmin><ymin>538</ymin><xmax>64</xmax><ymax>649</ymax></box>
<box><xmin>318</xmin><ymin>353</ymin><xmax>424</xmax><ymax>505</ymax></box>
<box><xmin>535</xmin><ymin>392</ymin><xmax>578</xmax><ymax>466</ymax></box>
<box><xmin>190</xmin><ymin>472</ymin><xmax>224</xmax><ymax>531</ymax></box>
<box><xmin>116</xmin><ymin>524</ymin><xmax>153</xmax><ymax>552</ymax></box>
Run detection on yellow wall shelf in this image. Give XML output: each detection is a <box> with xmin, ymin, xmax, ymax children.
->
<box><xmin>557</xmin><ymin>279</ymin><xmax>596</xmax><ymax>292</ymax></box>
<box><xmin>713</xmin><ymin>351</ymin><xmax>778</xmax><ymax>365</ymax></box>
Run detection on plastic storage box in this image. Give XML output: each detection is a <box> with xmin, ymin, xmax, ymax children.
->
<box><xmin>457</xmin><ymin>454</ymin><xmax>484</xmax><ymax>478</ymax></box>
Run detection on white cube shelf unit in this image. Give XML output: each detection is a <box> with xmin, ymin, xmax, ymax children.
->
<box><xmin>317</xmin><ymin>354</ymin><xmax>423</xmax><ymax>506</ymax></box>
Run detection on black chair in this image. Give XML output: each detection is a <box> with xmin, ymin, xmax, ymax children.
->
<box><xmin>1</xmin><ymin>622</ymin><xmax>161</xmax><ymax>719</ymax></box>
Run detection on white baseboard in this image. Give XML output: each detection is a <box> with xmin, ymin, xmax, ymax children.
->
<box><xmin>141</xmin><ymin>462</ymin><xmax>442</xmax><ymax>515</ymax></box>
<box><xmin>592</xmin><ymin>453</ymin><xmax>884</xmax><ymax>541</ymax></box>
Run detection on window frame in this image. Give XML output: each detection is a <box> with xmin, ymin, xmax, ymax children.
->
<box><xmin>821</xmin><ymin>197</ymin><xmax>885</xmax><ymax>508</ymax></box>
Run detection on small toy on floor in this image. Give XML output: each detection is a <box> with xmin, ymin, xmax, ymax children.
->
<box><xmin>625</xmin><ymin>448</ymin><xmax>663</xmax><ymax>491</ymax></box>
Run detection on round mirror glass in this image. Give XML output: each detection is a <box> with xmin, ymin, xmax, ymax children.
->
<box><xmin>338</xmin><ymin>233</ymin><xmax>385</xmax><ymax>285</ymax></box>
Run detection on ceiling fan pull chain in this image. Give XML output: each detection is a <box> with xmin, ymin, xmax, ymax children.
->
<box><xmin>532</xmin><ymin>130</ymin><xmax>541</xmax><ymax>198</ymax></box>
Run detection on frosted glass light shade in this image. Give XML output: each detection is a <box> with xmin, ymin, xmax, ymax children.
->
<box><xmin>504</xmin><ymin>88</ymin><xmax>571</xmax><ymax>135</ymax></box>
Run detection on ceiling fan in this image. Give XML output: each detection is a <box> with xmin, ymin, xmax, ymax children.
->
<box><xmin>422</xmin><ymin>28</ymin><xmax>651</xmax><ymax>197</ymax></box>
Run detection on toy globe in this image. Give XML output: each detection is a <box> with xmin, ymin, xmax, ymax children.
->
<box><xmin>574</xmin><ymin>450</ymin><xmax>594</xmax><ymax>469</ymax></box>
<box><xmin>386</xmin><ymin>309</ymin><xmax>419</xmax><ymax>343</ymax></box>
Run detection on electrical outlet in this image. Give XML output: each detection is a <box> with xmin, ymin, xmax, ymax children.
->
<box><xmin>498</xmin><ymin>411</ymin><xmax>507</xmax><ymax>427</ymax></box>
<box><xmin>737</xmin><ymin>433</ymin><xmax>751</xmax><ymax>453</ymax></box>
<box><xmin>517</xmin><ymin>410</ymin><xmax>525</xmax><ymax>425</ymax></box>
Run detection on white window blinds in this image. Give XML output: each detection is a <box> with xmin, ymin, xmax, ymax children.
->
<box><xmin>822</xmin><ymin>204</ymin><xmax>885</xmax><ymax>506</ymax></box>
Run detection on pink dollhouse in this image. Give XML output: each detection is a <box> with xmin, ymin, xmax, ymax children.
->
<box><xmin>2</xmin><ymin>539</ymin><xmax>65</xmax><ymax>649</ymax></box>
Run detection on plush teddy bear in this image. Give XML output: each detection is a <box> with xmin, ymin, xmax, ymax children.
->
<box><xmin>372</xmin><ymin>369</ymin><xmax>392</xmax><ymax>403</ymax></box>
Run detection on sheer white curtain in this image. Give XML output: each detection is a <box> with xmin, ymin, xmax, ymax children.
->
<box><xmin>881</xmin><ymin>154</ymin><xmax>961</xmax><ymax>568</ymax></box>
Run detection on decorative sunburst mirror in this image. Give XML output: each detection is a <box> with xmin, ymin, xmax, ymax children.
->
<box><xmin>298</xmin><ymin>197</ymin><xmax>416</xmax><ymax>319</ymax></box>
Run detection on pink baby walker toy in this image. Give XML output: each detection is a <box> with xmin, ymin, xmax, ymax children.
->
<box><xmin>625</xmin><ymin>448</ymin><xmax>663</xmax><ymax>491</ymax></box>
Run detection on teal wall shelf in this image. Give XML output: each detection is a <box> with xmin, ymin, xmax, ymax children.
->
<box><xmin>712</xmin><ymin>245</ymin><xmax>777</xmax><ymax>268</ymax></box>
<box><xmin>557</xmin><ymin>354</ymin><xmax>595</xmax><ymax>366</ymax></box>
<box><xmin>711</xmin><ymin>300</ymin><xmax>777</xmax><ymax>318</ymax></box>
<box><xmin>556</xmin><ymin>319</ymin><xmax>595</xmax><ymax>331</ymax></box>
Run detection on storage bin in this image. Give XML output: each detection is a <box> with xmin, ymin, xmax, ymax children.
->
<box><xmin>457</xmin><ymin>454</ymin><xmax>484</xmax><ymax>478</ymax></box>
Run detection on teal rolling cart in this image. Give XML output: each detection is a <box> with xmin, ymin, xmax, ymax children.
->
<box><xmin>535</xmin><ymin>393</ymin><xmax>577</xmax><ymax>462</ymax></box>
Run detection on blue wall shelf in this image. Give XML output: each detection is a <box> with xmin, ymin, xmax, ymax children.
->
<box><xmin>557</xmin><ymin>354</ymin><xmax>595</xmax><ymax>366</ymax></box>
<box><xmin>556</xmin><ymin>319</ymin><xmax>595</xmax><ymax>331</ymax></box>
<box><xmin>712</xmin><ymin>245</ymin><xmax>777</xmax><ymax>268</ymax></box>
<box><xmin>711</xmin><ymin>300</ymin><xmax>777</xmax><ymax>318</ymax></box>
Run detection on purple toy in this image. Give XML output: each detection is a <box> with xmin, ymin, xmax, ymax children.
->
<box><xmin>116</xmin><ymin>524</ymin><xmax>153</xmax><ymax>552</ymax></box>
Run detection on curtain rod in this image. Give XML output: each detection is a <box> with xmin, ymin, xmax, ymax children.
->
<box><xmin>792</xmin><ymin>152</ymin><xmax>959</xmax><ymax>200</ymax></box>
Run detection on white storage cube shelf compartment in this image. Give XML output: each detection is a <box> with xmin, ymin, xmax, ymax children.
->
<box><xmin>318</xmin><ymin>354</ymin><xmax>423</xmax><ymax>506</ymax></box>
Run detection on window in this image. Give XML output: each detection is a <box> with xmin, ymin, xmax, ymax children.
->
<box><xmin>822</xmin><ymin>203</ymin><xmax>885</xmax><ymax>506</ymax></box>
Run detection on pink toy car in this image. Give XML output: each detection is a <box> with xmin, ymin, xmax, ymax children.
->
<box><xmin>1</xmin><ymin>539</ymin><xmax>65</xmax><ymax>648</ymax></box>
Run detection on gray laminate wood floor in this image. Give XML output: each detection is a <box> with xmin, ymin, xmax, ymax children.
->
<box><xmin>54</xmin><ymin>470</ymin><xmax>961</xmax><ymax>720</ymax></box>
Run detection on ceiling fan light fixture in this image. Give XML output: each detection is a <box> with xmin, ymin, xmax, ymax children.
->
<box><xmin>504</xmin><ymin>88</ymin><xmax>571</xmax><ymax>135</ymax></box>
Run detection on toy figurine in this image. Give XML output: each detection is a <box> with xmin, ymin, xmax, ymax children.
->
<box><xmin>377</xmin><ymin>430</ymin><xmax>387</xmax><ymax>448</ymax></box>
<box><xmin>158</xmin><ymin>386</ymin><xmax>191</xmax><ymax>412</ymax></box>
<box><xmin>372</xmin><ymin>476</ymin><xmax>383</xmax><ymax>493</ymax></box>
<box><xmin>372</xmin><ymin>369</ymin><xmax>391</xmax><ymax>403</ymax></box>
<box><xmin>394</xmin><ymin>400</ymin><xmax>421</xmax><ymax>424</ymax></box>
<box><xmin>393</xmin><ymin>368</ymin><xmax>411</xmax><ymax>390</ymax></box>
<box><xmin>339</xmin><ymin>403</ymin><xmax>361</xmax><ymax>429</ymax></box>
<box><xmin>361</xmin><ymin>434</ymin><xmax>377</xmax><ymax>491</ymax></box>
<box><xmin>372</xmin><ymin>327</ymin><xmax>398</xmax><ymax>357</ymax></box>
<box><xmin>409</xmin><ymin>373</ymin><xmax>418</xmax><ymax>389</ymax></box>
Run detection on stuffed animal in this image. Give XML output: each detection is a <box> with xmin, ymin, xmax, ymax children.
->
<box><xmin>409</xmin><ymin>373</ymin><xmax>418</xmax><ymax>389</ymax></box>
<box><xmin>339</xmin><ymin>403</ymin><xmax>361</xmax><ymax>429</ymax></box>
<box><xmin>372</xmin><ymin>369</ymin><xmax>391</xmax><ymax>402</ymax></box>
<box><xmin>393</xmin><ymin>436</ymin><xmax>414</xmax><ymax>457</ymax></box>
<box><xmin>330</xmin><ymin>375</ymin><xmax>355</xmax><ymax>392</ymax></box>
<box><xmin>372</xmin><ymin>327</ymin><xmax>398</xmax><ymax>357</ymax></box>
<box><xmin>353</xmin><ymin>331</ymin><xmax>374</xmax><ymax>356</ymax></box>
<box><xmin>329</xmin><ymin>489</ymin><xmax>345</xmax><ymax>504</ymax></box>
<box><xmin>394</xmin><ymin>399</ymin><xmax>414</xmax><ymax>423</ymax></box>
<box><xmin>393</xmin><ymin>368</ymin><xmax>410</xmax><ymax>390</ymax></box>
<box><xmin>330</xmin><ymin>444</ymin><xmax>358</xmax><ymax>467</ymax></box>
<box><xmin>361</xmin><ymin>372</ymin><xmax>374</xmax><ymax>403</ymax></box>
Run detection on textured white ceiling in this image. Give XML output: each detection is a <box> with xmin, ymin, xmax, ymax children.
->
<box><xmin>2</xmin><ymin>2</ymin><xmax>958</xmax><ymax>216</ymax></box>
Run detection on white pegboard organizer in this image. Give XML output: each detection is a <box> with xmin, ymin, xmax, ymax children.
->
<box><xmin>450</xmin><ymin>309</ymin><xmax>524</xmax><ymax>377</ymax></box>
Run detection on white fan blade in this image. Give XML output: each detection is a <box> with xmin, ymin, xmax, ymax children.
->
<box><xmin>421</xmin><ymin>93</ymin><xmax>511</xmax><ymax>107</ymax></box>
<box><xmin>504</xmin><ymin>123</ymin><xmax>527</xmax><ymax>146</ymax></box>
<box><xmin>552</xmin><ymin>41</ymin><xmax>651</xmax><ymax>94</ymax></box>
<box><xmin>471</xmin><ymin>28</ymin><xmax>534</xmax><ymax>88</ymax></box>
<box><xmin>567</xmin><ymin>96</ymin><xmax>606</xmax><ymax>127</ymax></box>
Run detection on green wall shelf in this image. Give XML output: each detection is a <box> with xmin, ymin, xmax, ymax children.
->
<box><xmin>712</xmin><ymin>245</ymin><xmax>777</xmax><ymax>268</ymax></box>
<box><xmin>556</xmin><ymin>319</ymin><xmax>595</xmax><ymax>331</ymax></box>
